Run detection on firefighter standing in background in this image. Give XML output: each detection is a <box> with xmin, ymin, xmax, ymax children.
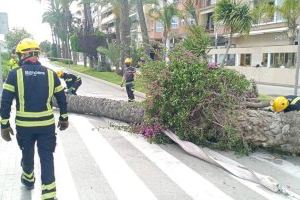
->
<box><xmin>121</xmin><ymin>58</ymin><xmax>136</xmax><ymax>102</ymax></box>
<box><xmin>8</xmin><ymin>50</ymin><xmax>19</xmax><ymax>70</ymax></box>
<box><xmin>0</xmin><ymin>38</ymin><xmax>68</xmax><ymax>200</ymax></box>
<box><xmin>56</xmin><ymin>70</ymin><xmax>82</xmax><ymax>95</ymax></box>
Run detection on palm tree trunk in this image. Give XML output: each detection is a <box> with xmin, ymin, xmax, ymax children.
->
<box><xmin>120</xmin><ymin>0</ymin><xmax>131</xmax><ymax>74</ymax></box>
<box><xmin>115</xmin><ymin>17</ymin><xmax>122</xmax><ymax>74</ymax></box>
<box><xmin>115</xmin><ymin>17</ymin><xmax>121</xmax><ymax>44</ymax></box>
<box><xmin>53</xmin><ymin>95</ymin><xmax>300</xmax><ymax>154</ymax></box>
<box><xmin>221</xmin><ymin>32</ymin><xmax>232</xmax><ymax>67</ymax></box>
<box><xmin>136</xmin><ymin>0</ymin><xmax>150</xmax><ymax>56</ymax></box>
<box><xmin>83</xmin><ymin>53</ymin><xmax>87</xmax><ymax>67</ymax></box>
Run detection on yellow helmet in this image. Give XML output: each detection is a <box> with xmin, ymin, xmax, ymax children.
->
<box><xmin>56</xmin><ymin>70</ymin><xmax>64</xmax><ymax>78</ymax></box>
<box><xmin>124</xmin><ymin>58</ymin><xmax>132</xmax><ymax>64</ymax></box>
<box><xmin>272</xmin><ymin>96</ymin><xmax>289</xmax><ymax>112</ymax></box>
<box><xmin>16</xmin><ymin>38</ymin><xmax>40</xmax><ymax>55</ymax></box>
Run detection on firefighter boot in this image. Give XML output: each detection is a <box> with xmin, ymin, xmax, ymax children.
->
<box><xmin>21</xmin><ymin>172</ymin><xmax>35</xmax><ymax>190</ymax></box>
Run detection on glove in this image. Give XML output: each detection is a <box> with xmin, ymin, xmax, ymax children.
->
<box><xmin>58</xmin><ymin>120</ymin><xmax>69</xmax><ymax>131</ymax></box>
<box><xmin>1</xmin><ymin>127</ymin><xmax>14</xmax><ymax>141</ymax></box>
<box><xmin>120</xmin><ymin>83</ymin><xmax>124</xmax><ymax>87</ymax></box>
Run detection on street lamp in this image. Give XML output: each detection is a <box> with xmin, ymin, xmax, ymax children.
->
<box><xmin>294</xmin><ymin>17</ymin><xmax>300</xmax><ymax>95</ymax></box>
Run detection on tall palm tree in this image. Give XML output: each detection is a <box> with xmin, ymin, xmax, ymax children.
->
<box><xmin>120</xmin><ymin>0</ymin><xmax>131</xmax><ymax>72</ymax></box>
<box><xmin>136</xmin><ymin>0</ymin><xmax>151</xmax><ymax>55</ymax></box>
<box><xmin>253</xmin><ymin>0</ymin><xmax>300</xmax><ymax>44</ymax></box>
<box><xmin>182</xmin><ymin>0</ymin><xmax>199</xmax><ymax>26</ymax></box>
<box><xmin>148</xmin><ymin>3</ymin><xmax>179</xmax><ymax>61</ymax></box>
<box><xmin>42</xmin><ymin>0</ymin><xmax>65</xmax><ymax>58</ymax></box>
<box><xmin>214</xmin><ymin>0</ymin><xmax>253</xmax><ymax>67</ymax></box>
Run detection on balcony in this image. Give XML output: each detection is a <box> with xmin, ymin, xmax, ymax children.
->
<box><xmin>199</xmin><ymin>0</ymin><xmax>216</xmax><ymax>14</ymax></box>
<box><xmin>200</xmin><ymin>0</ymin><xmax>216</xmax><ymax>8</ymax></box>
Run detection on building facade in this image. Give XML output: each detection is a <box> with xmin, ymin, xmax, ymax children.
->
<box><xmin>197</xmin><ymin>0</ymin><xmax>299</xmax><ymax>86</ymax></box>
<box><xmin>199</xmin><ymin>0</ymin><xmax>298</xmax><ymax>69</ymax></box>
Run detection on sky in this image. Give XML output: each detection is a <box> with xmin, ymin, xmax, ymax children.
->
<box><xmin>0</xmin><ymin>0</ymin><xmax>52</xmax><ymax>42</ymax></box>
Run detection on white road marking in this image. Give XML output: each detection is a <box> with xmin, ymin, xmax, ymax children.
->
<box><xmin>55</xmin><ymin>136</ymin><xmax>80</xmax><ymax>200</ymax></box>
<box><xmin>73</xmin><ymin>115</ymin><xmax>158</xmax><ymax>200</ymax></box>
<box><xmin>120</xmin><ymin>131</ymin><xmax>234</xmax><ymax>200</ymax></box>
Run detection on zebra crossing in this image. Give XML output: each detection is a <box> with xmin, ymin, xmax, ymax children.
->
<box><xmin>1</xmin><ymin>112</ymin><xmax>299</xmax><ymax>200</ymax></box>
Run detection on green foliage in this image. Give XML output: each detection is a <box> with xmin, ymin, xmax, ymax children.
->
<box><xmin>70</xmin><ymin>34</ymin><xmax>82</xmax><ymax>52</ymax></box>
<box><xmin>4</xmin><ymin>28</ymin><xmax>31</xmax><ymax>51</ymax></box>
<box><xmin>182</xmin><ymin>26</ymin><xmax>210</xmax><ymax>58</ymax></box>
<box><xmin>51</xmin><ymin>44</ymin><xmax>58</xmax><ymax>58</ymax></box>
<box><xmin>40</xmin><ymin>40</ymin><xmax>52</xmax><ymax>54</ymax></box>
<box><xmin>1</xmin><ymin>52</ymin><xmax>12</xmax><ymax>80</ymax></box>
<box><xmin>148</xmin><ymin>3</ymin><xmax>180</xmax><ymax>32</ymax></box>
<box><xmin>214</xmin><ymin>0</ymin><xmax>253</xmax><ymax>34</ymax></box>
<box><xmin>142</xmin><ymin>27</ymin><xmax>252</xmax><ymax>153</ymax></box>
<box><xmin>97</xmin><ymin>42</ymin><xmax>120</xmax><ymax>67</ymax></box>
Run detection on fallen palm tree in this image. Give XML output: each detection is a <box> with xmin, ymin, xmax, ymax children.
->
<box><xmin>56</xmin><ymin>95</ymin><xmax>300</xmax><ymax>155</ymax></box>
<box><xmin>54</xmin><ymin>95</ymin><xmax>300</xmax><ymax>200</ymax></box>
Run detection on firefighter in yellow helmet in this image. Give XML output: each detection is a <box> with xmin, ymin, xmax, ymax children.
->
<box><xmin>121</xmin><ymin>58</ymin><xmax>136</xmax><ymax>102</ymax></box>
<box><xmin>8</xmin><ymin>49</ymin><xmax>19</xmax><ymax>70</ymax></box>
<box><xmin>271</xmin><ymin>95</ymin><xmax>300</xmax><ymax>112</ymax></box>
<box><xmin>56</xmin><ymin>70</ymin><xmax>82</xmax><ymax>95</ymax></box>
<box><xmin>1</xmin><ymin>38</ymin><xmax>68</xmax><ymax>200</ymax></box>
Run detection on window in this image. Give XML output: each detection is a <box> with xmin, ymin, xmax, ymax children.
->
<box><xmin>171</xmin><ymin>17</ymin><xmax>179</xmax><ymax>29</ymax></box>
<box><xmin>253</xmin><ymin>0</ymin><xmax>284</xmax><ymax>24</ymax></box>
<box><xmin>240</xmin><ymin>54</ymin><xmax>251</xmax><ymax>66</ymax></box>
<box><xmin>155</xmin><ymin>21</ymin><xmax>164</xmax><ymax>32</ymax></box>
<box><xmin>218</xmin><ymin>54</ymin><xmax>236</xmax><ymax>66</ymax></box>
<box><xmin>265</xmin><ymin>53</ymin><xmax>296</xmax><ymax>68</ymax></box>
<box><xmin>206</xmin><ymin>12</ymin><xmax>214</xmax><ymax>31</ymax></box>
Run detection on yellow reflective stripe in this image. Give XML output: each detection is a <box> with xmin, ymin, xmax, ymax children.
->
<box><xmin>23</xmin><ymin>171</ymin><xmax>34</xmax><ymax>178</ymax></box>
<box><xmin>54</xmin><ymin>85</ymin><xmax>63</xmax><ymax>93</ymax></box>
<box><xmin>16</xmin><ymin>110</ymin><xmax>53</xmax><ymax>118</ymax></box>
<box><xmin>42</xmin><ymin>182</ymin><xmax>56</xmax><ymax>190</ymax></box>
<box><xmin>1</xmin><ymin>119</ymin><xmax>9</xmax><ymax>125</ymax></box>
<box><xmin>47</xmin><ymin>70</ymin><xmax>54</xmax><ymax>110</ymax></box>
<box><xmin>61</xmin><ymin>114</ymin><xmax>68</xmax><ymax>119</ymax></box>
<box><xmin>290</xmin><ymin>97</ymin><xmax>300</xmax><ymax>105</ymax></box>
<box><xmin>3</xmin><ymin>83</ymin><xmax>15</xmax><ymax>92</ymax></box>
<box><xmin>22</xmin><ymin>175</ymin><xmax>35</xmax><ymax>182</ymax></box>
<box><xmin>17</xmin><ymin>69</ymin><xmax>25</xmax><ymax>112</ymax></box>
<box><xmin>66</xmin><ymin>78</ymin><xmax>72</xmax><ymax>82</ymax></box>
<box><xmin>41</xmin><ymin>192</ymin><xmax>56</xmax><ymax>200</ymax></box>
<box><xmin>16</xmin><ymin>118</ymin><xmax>55</xmax><ymax>127</ymax></box>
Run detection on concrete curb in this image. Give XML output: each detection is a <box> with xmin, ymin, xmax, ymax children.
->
<box><xmin>53</xmin><ymin>63</ymin><xmax>146</xmax><ymax>99</ymax></box>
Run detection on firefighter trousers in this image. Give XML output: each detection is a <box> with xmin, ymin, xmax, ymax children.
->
<box><xmin>16</xmin><ymin>126</ymin><xmax>56</xmax><ymax>186</ymax></box>
<box><xmin>125</xmin><ymin>82</ymin><xmax>135</xmax><ymax>101</ymax></box>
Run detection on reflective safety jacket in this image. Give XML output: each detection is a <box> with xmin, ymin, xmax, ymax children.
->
<box><xmin>284</xmin><ymin>95</ymin><xmax>300</xmax><ymax>112</ymax></box>
<box><xmin>8</xmin><ymin>58</ymin><xmax>18</xmax><ymax>70</ymax></box>
<box><xmin>0</xmin><ymin>61</ymin><xmax>67</xmax><ymax>129</ymax></box>
<box><xmin>62</xmin><ymin>73</ymin><xmax>81</xmax><ymax>90</ymax></box>
<box><xmin>123</xmin><ymin>66</ymin><xmax>136</xmax><ymax>83</ymax></box>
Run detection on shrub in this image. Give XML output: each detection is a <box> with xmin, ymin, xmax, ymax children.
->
<box><xmin>1</xmin><ymin>52</ymin><xmax>11</xmax><ymax>80</ymax></box>
<box><xmin>142</xmin><ymin>26</ymin><xmax>252</xmax><ymax>153</ymax></box>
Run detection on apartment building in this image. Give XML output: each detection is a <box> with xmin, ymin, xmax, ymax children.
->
<box><xmin>197</xmin><ymin>0</ymin><xmax>299</xmax><ymax>86</ymax></box>
<box><xmin>199</xmin><ymin>0</ymin><xmax>298</xmax><ymax>68</ymax></box>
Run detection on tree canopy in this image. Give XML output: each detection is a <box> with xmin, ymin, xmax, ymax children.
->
<box><xmin>4</xmin><ymin>28</ymin><xmax>32</xmax><ymax>52</ymax></box>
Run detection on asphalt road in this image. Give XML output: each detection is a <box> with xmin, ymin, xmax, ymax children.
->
<box><xmin>257</xmin><ymin>84</ymin><xmax>300</xmax><ymax>96</ymax></box>
<box><xmin>0</xmin><ymin>59</ymin><xmax>299</xmax><ymax>200</ymax></box>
